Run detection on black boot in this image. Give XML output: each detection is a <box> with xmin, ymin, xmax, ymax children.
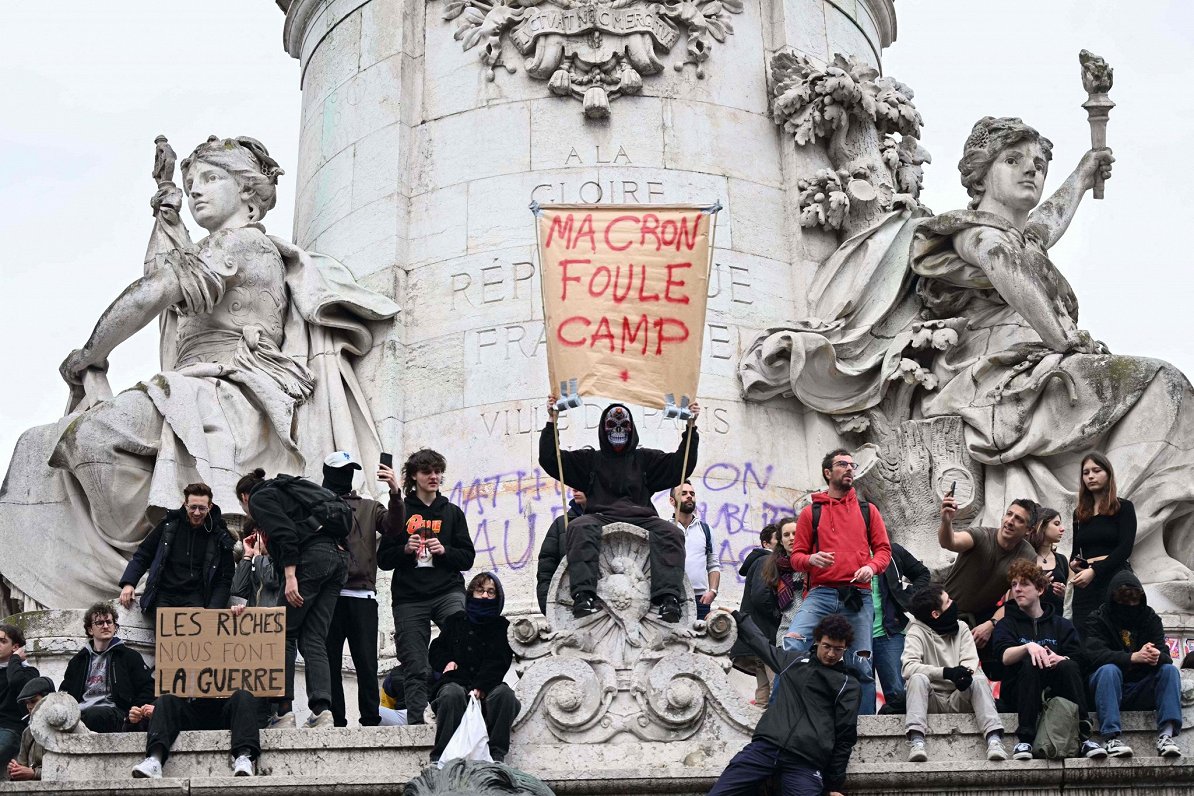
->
<box><xmin>659</xmin><ymin>595</ymin><xmax>681</xmax><ymax>623</ymax></box>
<box><xmin>572</xmin><ymin>591</ymin><xmax>600</xmax><ymax>618</ymax></box>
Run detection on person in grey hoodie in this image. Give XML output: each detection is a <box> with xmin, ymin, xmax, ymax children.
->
<box><xmin>60</xmin><ymin>602</ymin><xmax>155</xmax><ymax>733</ymax></box>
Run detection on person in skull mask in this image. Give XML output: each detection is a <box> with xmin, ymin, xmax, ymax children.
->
<box><xmin>539</xmin><ymin>398</ymin><xmax>700</xmax><ymax>622</ymax></box>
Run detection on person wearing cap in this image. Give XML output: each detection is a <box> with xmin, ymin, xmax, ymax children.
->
<box><xmin>0</xmin><ymin>624</ymin><xmax>38</xmax><ymax>778</ymax></box>
<box><xmin>321</xmin><ymin>450</ymin><xmax>404</xmax><ymax>727</ymax></box>
<box><xmin>60</xmin><ymin>602</ymin><xmax>155</xmax><ymax>733</ymax></box>
<box><xmin>7</xmin><ymin>677</ymin><xmax>53</xmax><ymax>782</ymax></box>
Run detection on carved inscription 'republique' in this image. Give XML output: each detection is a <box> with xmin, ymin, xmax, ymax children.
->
<box><xmin>433</xmin><ymin>0</ymin><xmax>744</xmax><ymax>118</ymax></box>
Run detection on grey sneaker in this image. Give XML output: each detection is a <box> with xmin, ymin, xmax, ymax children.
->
<box><xmin>232</xmin><ymin>755</ymin><xmax>255</xmax><ymax>776</ymax></box>
<box><xmin>987</xmin><ymin>737</ymin><xmax>1008</xmax><ymax>761</ymax></box>
<box><xmin>131</xmin><ymin>756</ymin><xmax>163</xmax><ymax>779</ymax></box>
<box><xmin>1082</xmin><ymin>739</ymin><xmax>1108</xmax><ymax>759</ymax></box>
<box><xmin>1104</xmin><ymin>737</ymin><xmax>1131</xmax><ymax>758</ymax></box>
<box><xmin>265</xmin><ymin>710</ymin><xmax>296</xmax><ymax>729</ymax></box>
<box><xmin>304</xmin><ymin>709</ymin><xmax>334</xmax><ymax>729</ymax></box>
<box><xmin>907</xmin><ymin>737</ymin><xmax>928</xmax><ymax>762</ymax></box>
<box><xmin>1157</xmin><ymin>734</ymin><xmax>1182</xmax><ymax>758</ymax></box>
<box><xmin>1012</xmin><ymin>742</ymin><xmax>1033</xmax><ymax>760</ymax></box>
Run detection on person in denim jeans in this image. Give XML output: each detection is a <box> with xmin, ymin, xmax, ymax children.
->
<box><xmin>782</xmin><ymin>449</ymin><xmax>892</xmax><ymax>715</ymax></box>
<box><xmin>237</xmin><ymin>468</ymin><xmax>349</xmax><ymax>729</ymax></box>
<box><xmin>1085</xmin><ymin>570</ymin><xmax>1182</xmax><ymax>758</ymax></box>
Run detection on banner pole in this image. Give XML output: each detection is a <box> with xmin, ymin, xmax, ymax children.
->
<box><xmin>676</xmin><ymin>205</ymin><xmax>718</xmax><ymax>491</ymax></box>
<box><xmin>531</xmin><ymin>204</ymin><xmax>572</xmax><ymax>532</ymax></box>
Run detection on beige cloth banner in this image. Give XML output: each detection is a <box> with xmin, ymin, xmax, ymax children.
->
<box><xmin>155</xmin><ymin>607</ymin><xmax>286</xmax><ymax>698</ymax></box>
<box><xmin>536</xmin><ymin>204</ymin><xmax>715</xmax><ymax>409</ymax></box>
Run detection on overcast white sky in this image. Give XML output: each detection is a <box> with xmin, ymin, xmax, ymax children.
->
<box><xmin>1</xmin><ymin>2</ymin><xmax>1191</xmax><ymax>483</ymax></box>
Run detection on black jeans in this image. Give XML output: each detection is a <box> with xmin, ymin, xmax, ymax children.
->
<box><xmin>565</xmin><ymin>513</ymin><xmax>684</xmax><ymax>602</ymax></box>
<box><xmin>327</xmin><ymin>595</ymin><xmax>381</xmax><ymax>726</ymax></box>
<box><xmin>285</xmin><ymin>540</ymin><xmax>349</xmax><ymax>714</ymax></box>
<box><xmin>393</xmin><ymin>590</ymin><xmax>466</xmax><ymax>724</ymax></box>
<box><xmin>1006</xmin><ymin>658</ymin><xmax>1090</xmax><ymax>742</ymax></box>
<box><xmin>145</xmin><ymin>691</ymin><xmax>260</xmax><ymax>762</ymax></box>
<box><xmin>431</xmin><ymin>682</ymin><xmax>521</xmax><ymax>762</ymax></box>
<box><xmin>81</xmin><ymin>705</ymin><xmax>127</xmax><ymax>733</ymax></box>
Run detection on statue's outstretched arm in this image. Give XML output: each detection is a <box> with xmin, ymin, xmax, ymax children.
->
<box><xmin>1028</xmin><ymin>148</ymin><xmax>1114</xmax><ymax>249</ymax></box>
<box><xmin>964</xmin><ymin>229</ymin><xmax>1080</xmax><ymax>352</ymax></box>
<box><xmin>59</xmin><ymin>267</ymin><xmax>186</xmax><ymax>386</ymax></box>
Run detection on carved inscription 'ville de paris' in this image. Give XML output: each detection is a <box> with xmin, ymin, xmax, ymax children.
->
<box><xmin>434</xmin><ymin>0</ymin><xmax>744</xmax><ymax>118</ymax></box>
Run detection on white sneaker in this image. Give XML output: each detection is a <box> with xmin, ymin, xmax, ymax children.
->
<box><xmin>265</xmin><ymin>710</ymin><xmax>296</xmax><ymax>729</ymax></box>
<box><xmin>132</xmin><ymin>756</ymin><xmax>163</xmax><ymax>779</ymax></box>
<box><xmin>303</xmin><ymin>709</ymin><xmax>334</xmax><ymax>729</ymax></box>
<box><xmin>908</xmin><ymin>737</ymin><xmax>928</xmax><ymax>762</ymax></box>
<box><xmin>1157</xmin><ymin>734</ymin><xmax>1182</xmax><ymax>758</ymax></box>
<box><xmin>232</xmin><ymin>754</ymin><xmax>255</xmax><ymax>776</ymax></box>
<box><xmin>987</xmin><ymin>737</ymin><xmax>1009</xmax><ymax>761</ymax></box>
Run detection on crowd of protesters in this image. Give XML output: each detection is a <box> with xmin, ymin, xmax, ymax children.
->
<box><xmin>0</xmin><ymin>399</ymin><xmax>1179</xmax><ymax>794</ymax></box>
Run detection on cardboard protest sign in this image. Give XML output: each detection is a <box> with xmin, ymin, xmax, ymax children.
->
<box><xmin>535</xmin><ymin>204</ymin><xmax>716</xmax><ymax>409</ymax></box>
<box><xmin>155</xmin><ymin>607</ymin><xmax>286</xmax><ymax>698</ymax></box>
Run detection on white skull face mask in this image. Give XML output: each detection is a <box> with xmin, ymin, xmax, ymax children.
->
<box><xmin>604</xmin><ymin>407</ymin><xmax>633</xmax><ymax>451</ymax></box>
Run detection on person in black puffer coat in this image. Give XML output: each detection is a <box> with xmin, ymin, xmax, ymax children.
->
<box><xmin>728</xmin><ymin>524</ymin><xmax>778</xmax><ymax>705</ymax></box>
<box><xmin>428</xmin><ymin>572</ymin><xmax>519</xmax><ymax>764</ymax></box>
<box><xmin>535</xmin><ymin>491</ymin><xmax>587</xmax><ymax>614</ymax></box>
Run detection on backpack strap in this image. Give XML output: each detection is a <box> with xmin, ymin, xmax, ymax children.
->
<box><xmin>700</xmin><ymin>520</ymin><xmax>713</xmax><ymax>558</ymax></box>
<box><xmin>810</xmin><ymin>503</ymin><xmax>821</xmax><ymax>552</ymax></box>
<box><xmin>812</xmin><ymin>500</ymin><xmax>872</xmax><ymax>551</ymax></box>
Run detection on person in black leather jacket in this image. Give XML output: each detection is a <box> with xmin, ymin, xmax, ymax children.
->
<box><xmin>872</xmin><ymin>542</ymin><xmax>930</xmax><ymax>712</ymax></box>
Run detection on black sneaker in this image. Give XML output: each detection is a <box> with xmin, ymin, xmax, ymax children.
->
<box><xmin>572</xmin><ymin>592</ymin><xmax>600</xmax><ymax>618</ymax></box>
<box><xmin>1082</xmin><ymin>739</ymin><xmax>1108</xmax><ymax>759</ymax></box>
<box><xmin>659</xmin><ymin>595</ymin><xmax>682</xmax><ymax>623</ymax></box>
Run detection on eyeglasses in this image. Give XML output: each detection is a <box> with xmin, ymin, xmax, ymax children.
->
<box><xmin>186</xmin><ymin>505</ymin><xmax>211</xmax><ymax>514</ymax></box>
<box><xmin>90</xmin><ymin>619</ymin><xmax>116</xmax><ymax>627</ymax></box>
<box><xmin>831</xmin><ymin>461</ymin><xmax>858</xmax><ymax>471</ymax></box>
<box><xmin>819</xmin><ymin>642</ymin><xmax>848</xmax><ymax>653</ymax></box>
<box><xmin>472</xmin><ymin>587</ymin><xmax>498</xmax><ymax>598</ymax></box>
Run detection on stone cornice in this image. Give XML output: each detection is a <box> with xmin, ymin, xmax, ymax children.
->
<box><xmin>864</xmin><ymin>0</ymin><xmax>897</xmax><ymax>49</ymax></box>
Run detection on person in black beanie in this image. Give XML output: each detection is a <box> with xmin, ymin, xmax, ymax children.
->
<box><xmin>320</xmin><ymin>451</ymin><xmax>404</xmax><ymax>728</ymax></box>
<box><xmin>428</xmin><ymin>572</ymin><xmax>520</xmax><ymax>764</ymax></box>
<box><xmin>378</xmin><ymin>448</ymin><xmax>475</xmax><ymax>726</ymax></box>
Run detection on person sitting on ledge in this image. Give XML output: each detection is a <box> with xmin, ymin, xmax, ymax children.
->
<box><xmin>428</xmin><ymin>572</ymin><xmax>520</xmax><ymax>765</ymax></box>
<box><xmin>993</xmin><ymin>558</ymin><xmax>1101</xmax><ymax>761</ymax></box>
<box><xmin>0</xmin><ymin>624</ymin><xmax>38</xmax><ymax>779</ymax></box>
<box><xmin>539</xmin><ymin>398</ymin><xmax>700</xmax><ymax>622</ymax></box>
<box><xmin>1084</xmin><ymin>570</ymin><xmax>1182</xmax><ymax>758</ymax></box>
<box><xmin>710</xmin><ymin>612</ymin><xmax>859</xmax><ymax>796</ymax></box>
<box><xmin>901</xmin><ymin>584</ymin><xmax>1007</xmax><ymax>763</ymax></box>
<box><xmin>60</xmin><ymin>601</ymin><xmax>155</xmax><ymax>733</ymax></box>
<box><xmin>6</xmin><ymin>677</ymin><xmax>54</xmax><ymax>782</ymax></box>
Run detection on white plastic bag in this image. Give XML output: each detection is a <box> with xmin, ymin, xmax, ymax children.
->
<box><xmin>438</xmin><ymin>694</ymin><xmax>492</xmax><ymax>764</ymax></box>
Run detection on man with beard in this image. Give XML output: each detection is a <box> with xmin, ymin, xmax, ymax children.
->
<box><xmin>1084</xmin><ymin>571</ymin><xmax>1182</xmax><ymax>758</ymax></box>
<box><xmin>938</xmin><ymin>495</ymin><xmax>1037</xmax><ymax>678</ymax></box>
<box><xmin>118</xmin><ymin>483</ymin><xmax>236</xmax><ymax>614</ymax></box>
<box><xmin>901</xmin><ymin>584</ymin><xmax>1007</xmax><ymax>762</ymax></box>
<box><xmin>782</xmin><ymin>448</ymin><xmax>891</xmax><ymax>715</ymax></box>
<box><xmin>539</xmin><ymin>399</ymin><xmax>699</xmax><ymax>622</ymax></box>
<box><xmin>671</xmin><ymin>480</ymin><xmax>719</xmax><ymax>620</ymax></box>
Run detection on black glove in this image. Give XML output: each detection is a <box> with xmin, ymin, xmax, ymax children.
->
<box><xmin>942</xmin><ymin>666</ymin><xmax>974</xmax><ymax>691</ymax></box>
<box><xmin>730</xmin><ymin>609</ymin><xmax>744</xmax><ymax>625</ymax></box>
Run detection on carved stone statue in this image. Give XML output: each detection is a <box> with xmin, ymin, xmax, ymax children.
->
<box><xmin>510</xmin><ymin>523</ymin><xmax>755</xmax><ymax>745</ymax></box>
<box><xmin>405</xmin><ymin>759</ymin><xmax>556</xmax><ymax>796</ymax></box>
<box><xmin>742</xmin><ymin>60</ymin><xmax>1194</xmax><ymax>609</ymax></box>
<box><xmin>0</xmin><ymin>136</ymin><xmax>398</xmax><ymax>608</ymax></box>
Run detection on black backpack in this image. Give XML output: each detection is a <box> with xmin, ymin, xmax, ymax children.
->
<box><xmin>269</xmin><ymin>475</ymin><xmax>353</xmax><ymax>542</ymax></box>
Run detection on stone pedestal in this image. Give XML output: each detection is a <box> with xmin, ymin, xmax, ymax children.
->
<box><xmin>274</xmin><ymin>0</ymin><xmax>898</xmax><ymax>617</ymax></box>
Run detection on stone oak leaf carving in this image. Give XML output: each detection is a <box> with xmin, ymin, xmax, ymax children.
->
<box><xmin>434</xmin><ymin>0</ymin><xmax>743</xmax><ymax>118</ymax></box>
<box><xmin>772</xmin><ymin>52</ymin><xmax>928</xmax><ymax>234</ymax></box>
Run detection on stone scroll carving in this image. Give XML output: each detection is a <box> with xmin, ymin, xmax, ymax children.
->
<box><xmin>510</xmin><ymin>523</ymin><xmax>756</xmax><ymax>744</ymax></box>
<box><xmin>434</xmin><ymin>0</ymin><xmax>744</xmax><ymax>118</ymax></box>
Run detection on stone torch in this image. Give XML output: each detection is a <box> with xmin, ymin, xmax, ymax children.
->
<box><xmin>1079</xmin><ymin>49</ymin><xmax>1114</xmax><ymax>200</ymax></box>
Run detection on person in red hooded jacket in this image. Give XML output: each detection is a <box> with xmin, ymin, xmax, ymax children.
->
<box><xmin>781</xmin><ymin>448</ymin><xmax>891</xmax><ymax>715</ymax></box>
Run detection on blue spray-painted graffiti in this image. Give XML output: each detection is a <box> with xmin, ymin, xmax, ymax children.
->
<box><xmin>447</xmin><ymin>460</ymin><xmax>795</xmax><ymax>583</ymax></box>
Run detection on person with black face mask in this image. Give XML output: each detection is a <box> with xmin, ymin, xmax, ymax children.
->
<box><xmin>427</xmin><ymin>572</ymin><xmax>520</xmax><ymax>765</ymax></box>
<box><xmin>539</xmin><ymin>399</ymin><xmax>700</xmax><ymax>622</ymax></box>
<box><xmin>1084</xmin><ymin>571</ymin><xmax>1182</xmax><ymax>758</ymax></box>
<box><xmin>900</xmin><ymin>584</ymin><xmax>1007</xmax><ymax>763</ymax></box>
<box><xmin>320</xmin><ymin>451</ymin><xmax>404</xmax><ymax>728</ymax></box>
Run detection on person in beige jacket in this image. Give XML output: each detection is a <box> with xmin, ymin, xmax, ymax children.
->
<box><xmin>901</xmin><ymin>583</ymin><xmax>1007</xmax><ymax>763</ymax></box>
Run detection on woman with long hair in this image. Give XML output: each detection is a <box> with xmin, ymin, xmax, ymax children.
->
<box><xmin>1070</xmin><ymin>452</ymin><xmax>1136</xmax><ymax>631</ymax></box>
<box><xmin>1027</xmin><ymin>508</ymin><xmax>1068</xmax><ymax>616</ymax></box>
<box><xmin>753</xmin><ymin>517</ymin><xmax>805</xmax><ymax>649</ymax></box>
